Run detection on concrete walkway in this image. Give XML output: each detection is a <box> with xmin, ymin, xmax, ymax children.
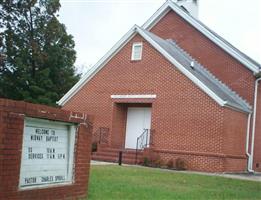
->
<box><xmin>91</xmin><ymin>160</ymin><xmax>117</xmax><ymax>165</ymax></box>
<box><xmin>91</xmin><ymin>160</ymin><xmax>261</xmax><ymax>182</ymax></box>
<box><xmin>220</xmin><ymin>172</ymin><xmax>261</xmax><ymax>182</ymax></box>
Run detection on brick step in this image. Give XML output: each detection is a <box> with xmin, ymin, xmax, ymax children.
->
<box><xmin>92</xmin><ymin>154</ymin><xmax>141</xmax><ymax>164</ymax></box>
<box><xmin>122</xmin><ymin>158</ymin><xmax>140</xmax><ymax>165</ymax></box>
<box><xmin>92</xmin><ymin>155</ymin><xmax>118</xmax><ymax>163</ymax></box>
<box><xmin>92</xmin><ymin>147</ymin><xmax>145</xmax><ymax>164</ymax></box>
<box><xmin>93</xmin><ymin>151</ymin><xmax>143</xmax><ymax>159</ymax></box>
<box><xmin>98</xmin><ymin>148</ymin><xmax>143</xmax><ymax>155</ymax></box>
<box><xmin>93</xmin><ymin>150</ymin><xmax>118</xmax><ymax>156</ymax></box>
<box><xmin>97</xmin><ymin>147</ymin><xmax>120</xmax><ymax>153</ymax></box>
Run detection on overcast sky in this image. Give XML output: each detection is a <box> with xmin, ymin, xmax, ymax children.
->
<box><xmin>59</xmin><ymin>0</ymin><xmax>261</xmax><ymax>74</ymax></box>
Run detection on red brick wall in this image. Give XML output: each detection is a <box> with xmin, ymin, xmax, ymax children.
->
<box><xmin>150</xmin><ymin>10</ymin><xmax>255</xmax><ymax>104</ymax></box>
<box><xmin>223</xmin><ymin>108</ymin><xmax>247</xmax><ymax>155</ymax></box>
<box><xmin>63</xmin><ymin>34</ymin><xmax>248</xmax><ymax>172</ymax></box>
<box><xmin>222</xmin><ymin>108</ymin><xmax>248</xmax><ymax>171</ymax></box>
<box><xmin>224</xmin><ymin>158</ymin><xmax>247</xmax><ymax>172</ymax></box>
<box><xmin>155</xmin><ymin>151</ymin><xmax>224</xmax><ymax>172</ymax></box>
<box><xmin>0</xmin><ymin>98</ymin><xmax>93</xmax><ymax>200</ymax></box>
<box><xmin>111</xmin><ymin>104</ymin><xmax>127</xmax><ymax>148</ymax></box>
<box><xmin>154</xmin><ymin>105</ymin><xmax>249</xmax><ymax>172</ymax></box>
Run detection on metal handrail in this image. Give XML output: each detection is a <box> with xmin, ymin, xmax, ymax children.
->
<box><xmin>135</xmin><ymin>128</ymin><xmax>152</xmax><ymax>164</ymax></box>
<box><xmin>137</xmin><ymin>129</ymin><xmax>149</xmax><ymax>149</ymax></box>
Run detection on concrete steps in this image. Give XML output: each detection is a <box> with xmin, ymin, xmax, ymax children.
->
<box><xmin>92</xmin><ymin>147</ymin><xmax>144</xmax><ymax>164</ymax></box>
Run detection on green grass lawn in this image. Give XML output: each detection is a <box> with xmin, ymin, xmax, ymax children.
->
<box><xmin>88</xmin><ymin>165</ymin><xmax>261</xmax><ymax>200</ymax></box>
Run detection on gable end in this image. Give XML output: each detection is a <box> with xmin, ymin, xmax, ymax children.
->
<box><xmin>142</xmin><ymin>0</ymin><xmax>260</xmax><ymax>74</ymax></box>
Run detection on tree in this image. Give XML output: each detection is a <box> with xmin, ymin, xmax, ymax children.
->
<box><xmin>0</xmin><ymin>0</ymin><xmax>79</xmax><ymax>106</ymax></box>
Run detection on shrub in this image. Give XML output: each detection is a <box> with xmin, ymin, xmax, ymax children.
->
<box><xmin>141</xmin><ymin>152</ymin><xmax>163</xmax><ymax>168</ymax></box>
<box><xmin>166</xmin><ymin>159</ymin><xmax>175</xmax><ymax>169</ymax></box>
<box><xmin>151</xmin><ymin>154</ymin><xmax>162</xmax><ymax>168</ymax></box>
<box><xmin>175</xmin><ymin>158</ymin><xmax>187</xmax><ymax>170</ymax></box>
<box><xmin>143</xmin><ymin>157</ymin><xmax>150</xmax><ymax>166</ymax></box>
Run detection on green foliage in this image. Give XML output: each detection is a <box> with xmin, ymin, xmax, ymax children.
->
<box><xmin>142</xmin><ymin>156</ymin><xmax>149</xmax><ymax>166</ymax></box>
<box><xmin>0</xmin><ymin>0</ymin><xmax>79</xmax><ymax>106</ymax></box>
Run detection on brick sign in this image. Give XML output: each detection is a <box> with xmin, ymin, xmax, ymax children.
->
<box><xmin>0</xmin><ymin>98</ymin><xmax>93</xmax><ymax>200</ymax></box>
<box><xmin>20</xmin><ymin>118</ymin><xmax>76</xmax><ymax>188</ymax></box>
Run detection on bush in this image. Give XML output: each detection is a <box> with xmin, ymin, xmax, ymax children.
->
<box><xmin>92</xmin><ymin>142</ymin><xmax>98</xmax><ymax>153</ymax></box>
<box><xmin>166</xmin><ymin>159</ymin><xmax>175</xmax><ymax>169</ymax></box>
<box><xmin>141</xmin><ymin>152</ymin><xmax>163</xmax><ymax>168</ymax></box>
<box><xmin>143</xmin><ymin>157</ymin><xmax>150</xmax><ymax>166</ymax></box>
<box><xmin>175</xmin><ymin>158</ymin><xmax>187</xmax><ymax>170</ymax></box>
<box><xmin>151</xmin><ymin>154</ymin><xmax>162</xmax><ymax>168</ymax></box>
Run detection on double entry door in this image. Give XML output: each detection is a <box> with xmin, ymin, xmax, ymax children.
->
<box><xmin>125</xmin><ymin>107</ymin><xmax>151</xmax><ymax>149</ymax></box>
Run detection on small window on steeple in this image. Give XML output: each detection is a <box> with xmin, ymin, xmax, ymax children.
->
<box><xmin>131</xmin><ymin>42</ymin><xmax>142</xmax><ymax>61</ymax></box>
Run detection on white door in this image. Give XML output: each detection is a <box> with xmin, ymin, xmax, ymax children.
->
<box><xmin>125</xmin><ymin>107</ymin><xmax>152</xmax><ymax>149</ymax></box>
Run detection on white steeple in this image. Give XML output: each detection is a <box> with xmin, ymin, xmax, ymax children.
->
<box><xmin>174</xmin><ymin>0</ymin><xmax>199</xmax><ymax>18</ymax></box>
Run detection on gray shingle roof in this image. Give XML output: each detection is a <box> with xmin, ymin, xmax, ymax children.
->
<box><xmin>142</xmin><ymin>29</ymin><xmax>252</xmax><ymax>113</ymax></box>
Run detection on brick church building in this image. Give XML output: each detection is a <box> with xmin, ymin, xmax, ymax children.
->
<box><xmin>58</xmin><ymin>0</ymin><xmax>261</xmax><ymax>172</ymax></box>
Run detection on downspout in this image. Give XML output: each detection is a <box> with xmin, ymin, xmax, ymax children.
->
<box><xmin>246</xmin><ymin>113</ymin><xmax>253</xmax><ymax>172</ymax></box>
<box><xmin>249</xmin><ymin>77</ymin><xmax>261</xmax><ymax>172</ymax></box>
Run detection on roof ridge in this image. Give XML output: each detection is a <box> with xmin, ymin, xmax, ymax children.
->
<box><xmin>167</xmin><ymin>40</ymin><xmax>252</xmax><ymax>109</ymax></box>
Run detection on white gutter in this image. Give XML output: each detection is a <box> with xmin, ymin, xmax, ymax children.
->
<box><xmin>250</xmin><ymin>77</ymin><xmax>261</xmax><ymax>172</ymax></box>
<box><xmin>246</xmin><ymin>113</ymin><xmax>254</xmax><ymax>172</ymax></box>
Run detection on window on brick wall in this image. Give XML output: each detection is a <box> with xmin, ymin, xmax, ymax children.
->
<box><xmin>131</xmin><ymin>42</ymin><xmax>142</xmax><ymax>61</ymax></box>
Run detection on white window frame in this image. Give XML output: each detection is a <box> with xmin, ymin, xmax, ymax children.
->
<box><xmin>131</xmin><ymin>42</ymin><xmax>143</xmax><ymax>61</ymax></box>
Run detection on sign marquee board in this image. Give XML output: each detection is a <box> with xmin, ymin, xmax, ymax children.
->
<box><xmin>19</xmin><ymin>118</ymin><xmax>76</xmax><ymax>189</ymax></box>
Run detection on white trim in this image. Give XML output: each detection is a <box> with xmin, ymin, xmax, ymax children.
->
<box><xmin>57</xmin><ymin>0</ymin><xmax>259</xmax><ymax>106</ymax></box>
<box><xmin>142</xmin><ymin>0</ymin><xmax>260</xmax><ymax>74</ymax></box>
<box><xmin>58</xmin><ymin>22</ymin><xmax>251</xmax><ymax>111</ymax></box>
<box><xmin>68</xmin><ymin>125</ymin><xmax>76</xmax><ymax>183</ymax></box>
<box><xmin>224</xmin><ymin>104</ymin><xmax>250</xmax><ymax>114</ymax></box>
<box><xmin>58</xmin><ymin>25</ymin><xmax>227</xmax><ymax>108</ymax></box>
<box><xmin>131</xmin><ymin>42</ymin><xmax>143</xmax><ymax>61</ymax></box>
<box><xmin>142</xmin><ymin>1</ymin><xmax>171</xmax><ymax>30</ymax></box>
<box><xmin>58</xmin><ymin>1</ymin><xmax>259</xmax><ymax>106</ymax></box>
<box><xmin>135</xmin><ymin>27</ymin><xmax>226</xmax><ymax>107</ymax></box>
<box><xmin>19</xmin><ymin>182</ymin><xmax>73</xmax><ymax>191</ymax></box>
<box><xmin>111</xmin><ymin>94</ymin><xmax>156</xmax><ymax>99</ymax></box>
<box><xmin>57</xmin><ymin>25</ymin><xmax>139</xmax><ymax>106</ymax></box>
<box><xmin>19</xmin><ymin>117</ymin><xmax>77</xmax><ymax>190</ymax></box>
<box><xmin>24</xmin><ymin>117</ymin><xmax>76</xmax><ymax>127</ymax></box>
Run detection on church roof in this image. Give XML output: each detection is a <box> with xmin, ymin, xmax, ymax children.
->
<box><xmin>142</xmin><ymin>29</ymin><xmax>251</xmax><ymax>113</ymax></box>
<box><xmin>58</xmin><ymin>25</ymin><xmax>251</xmax><ymax>113</ymax></box>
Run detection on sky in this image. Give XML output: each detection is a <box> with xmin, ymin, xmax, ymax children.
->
<box><xmin>59</xmin><ymin>0</ymin><xmax>261</xmax><ymax>74</ymax></box>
